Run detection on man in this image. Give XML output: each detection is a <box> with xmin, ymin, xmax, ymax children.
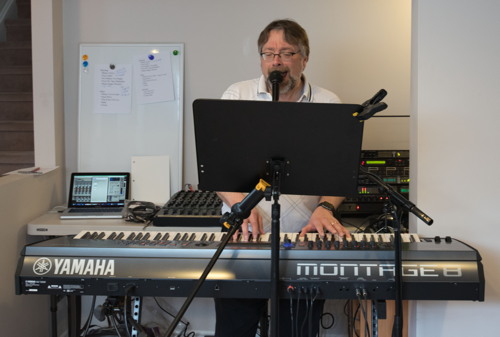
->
<box><xmin>214</xmin><ymin>19</ymin><xmax>351</xmax><ymax>337</ymax></box>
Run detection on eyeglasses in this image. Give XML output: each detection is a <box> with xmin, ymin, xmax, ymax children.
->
<box><xmin>260</xmin><ymin>51</ymin><xmax>299</xmax><ymax>62</ymax></box>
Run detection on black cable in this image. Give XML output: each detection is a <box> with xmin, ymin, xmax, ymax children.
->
<box><xmin>338</xmin><ymin>218</ymin><xmax>364</xmax><ymax>232</ymax></box>
<box><xmin>124</xmin><ymin>201</ymin><xmax>160</xmax><ymax>223</ymax></box>
<box><xmin>355</xmin><ymin>289</ymin><xmax>371</xmax><ymax>337</ymax></box>
<box><xmin>308</xmin><ymin>287</ymin><xmax>319</xmax><ymax>337</ymax></box>
<box><xmin>153</xmin><ymin>297</ymin><xmax>196</xmax><ymax>337</ymax></box>
<box><xmin>352</xmin><ymin>301</ymin><xmax>361</xmax><ymax>337</ymax></box>
<box><xmin>153</xmin><ymin>297</ymin><xmax>190</xmax><ymax>331</ymax></box>
<box><xmin>123</xmin><ymin>294</ymin><xmax>132</xmax><ymax>337</ymax></box>
<box><xmin>362</xmin><ymin>290</ymin><xmax>371</xmax><ymax>337</ymax></box>
<box><xmin>123</xmin><ymin>285</ymin><xmax>138</xmax><ymax>337</ymax></box>
<box><xmin>114</xmin><ymin>308</ymin><xmax>125</xmax><ymax>326</ymax></box>
<box><xmin>287</xmin><ymin>287</ymin><xmax>296</xmax><ymax>337</ymax></box>
<box><xmin>81</xmin><ymin>295</ymin><xmax>97</xmax><ymax>337</ymax></box>
<box><xmin>153</xmin><ymin>297</ymin><xmax>190</xmax><ymax>326</ymax></box>
<box><xmin>307</xmin><ymin>289</ymin><xmax>314</xmax><ymax>337</ymax></box>
<box><xmin>110</xmin><ymin>313</ymin><xmax>124</xmax><ymax>337</ymax></box>
<box><xmin>343</xmin><ymin>299</ymin><xmax>351</xmax><ymax>317</ymax></box>
<box><xmin>343</xmin><ymin>300</ymin><xmax>356</xmax><ymax>337</ymax></box>
<box><xmin>358</xmin><ymin>215</ymin><xmax>383</xmax><ymax>233</ymax></box>
<box><xmin>320</xmin><ymin>312</ymin><xmax>335</xmax><ymax>330</ymax></box>
<box><xmin>179</xmin><ymin>323</ymin><xmax>195</xmax><ymax>337</ymax></box>
<box><xmin>313</xmin><ymin>288</ymin><xmax>321</xmax><ymax>336</ymax></box>
<box><xmin>295</xmin><ymin>286</ymin><xmax>301</xmax><ymax>337</ymax></box>
<box><xmin>300</xmin><ymin>288</ymin><xmax>311</xmax><ymax>337</ymax></box>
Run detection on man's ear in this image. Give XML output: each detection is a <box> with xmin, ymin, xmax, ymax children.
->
<box><xmin>302</xmin><ymin>56</ymin><xmax>309</xmax><ymax>71</ymax></box>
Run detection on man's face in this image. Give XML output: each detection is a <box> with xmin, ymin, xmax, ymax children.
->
<box><xmin>260</xmin><ymin>29</ymin><xmax>308</xmax><ymax>94</ymax></box>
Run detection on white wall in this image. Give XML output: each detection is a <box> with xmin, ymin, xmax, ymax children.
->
<box><xmin>32</xmin><ymin>0</ymin><xmax>65</xmax><ymax>169</ymax></box>
<box><xmin>410</xmin><ymin>0</ymin><xmax>499</xmax><ymax>336</ymax></box>
<box><xmin>63</xmin><ymin>0</ymin><xmax>411</xmax><ymax>188</ymax></box>
<box><xmin>0</xmin><ymin>1</ymin><xmax>66</xmax><ymax>336</ymax></box>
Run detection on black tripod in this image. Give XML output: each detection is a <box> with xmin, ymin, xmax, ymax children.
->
<box><xmin>360</xmin><ymin>167</ymin><xmax>433</xmax><ymax>337</ymax></box>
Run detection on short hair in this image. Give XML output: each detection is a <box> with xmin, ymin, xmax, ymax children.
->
<box><xmin>257</xmin><ymin>19</ymin><xmax>310</xmax><ymax>58</ymax></box>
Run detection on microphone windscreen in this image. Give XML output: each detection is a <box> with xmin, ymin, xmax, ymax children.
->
<box><xmin>269</xmin><ymin>71</ymin><xmax>283</xmax><ymax>84</ymax></box>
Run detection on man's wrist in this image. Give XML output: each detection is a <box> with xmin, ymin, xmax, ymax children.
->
<box><xmin>317</xmin><ymin>201</ymin><xmax>337</xmax><ymax>216</ymax></box>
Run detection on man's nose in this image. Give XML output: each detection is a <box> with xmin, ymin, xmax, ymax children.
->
<box><xmin>272</xmin><ymin>54</ymin><xmax>282</xmax><ymax>66</ymax></box>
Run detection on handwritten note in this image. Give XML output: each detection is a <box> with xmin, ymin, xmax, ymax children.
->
<box><xmin>94</xmin><ymin>64</ymin><xmax>132</xmax><ymax>114</ymax></box>
<box><xmin>134</xmin><ymin>53</ymin><xmax>175</xmax><ymax>105</ymax></box>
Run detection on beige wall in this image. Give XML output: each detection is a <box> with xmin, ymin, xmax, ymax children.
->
<box><xmin>0</xmin><ymin>0</ymin><xmax>66</xmax><ymax>335</ymax></box>
<box><xmin>0</xmin><ymin>171</ymin><xmax>64</xmax><ymax>336</ymax></box>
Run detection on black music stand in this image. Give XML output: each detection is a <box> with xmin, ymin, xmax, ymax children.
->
<box><xmin>193</xmin><ymin>99</ymin><xmax>364</xmax><ymax>195</ymax></box>
<box><xmin>193</xmin><ymin>99</ymin><xmax>363</xmax><ymax>336</ymax></box>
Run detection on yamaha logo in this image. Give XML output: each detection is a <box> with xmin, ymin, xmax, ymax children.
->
<box><xmin>32</xmin><ymin>257</ymin><xmax>115</xmax><ymax>276</ymax></box>
<box><xmin>33</xmin><ymin>257</ymin><xmax>52</xmax><ymax>275</ymax></box>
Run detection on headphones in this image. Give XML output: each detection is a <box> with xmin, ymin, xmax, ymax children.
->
<box><xmin>124</xmin><ymin>200</ymin><xmax>160</xmax><ymax>223</ymax></box>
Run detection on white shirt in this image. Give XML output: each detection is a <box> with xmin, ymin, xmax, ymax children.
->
<box><xmin>222</xmin><ymin>75</ymin><xmax>341</xmax><ymax>103</ymax></box>
<box><xmin>221</xmin><ymin>75</ymin><xmax>341</xmax><ymax>233</ymax></box>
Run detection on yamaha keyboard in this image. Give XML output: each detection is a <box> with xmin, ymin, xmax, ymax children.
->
<box><xmin>15</xmin><ymin>230</ymin><xmax>484</xmax><ymax>301</ymax></box>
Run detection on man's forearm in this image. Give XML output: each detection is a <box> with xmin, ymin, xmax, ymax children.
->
<box><xmin>216</xmin><ymin>191</ymin><xmax>245</xmax><ymax>207</ymax></box>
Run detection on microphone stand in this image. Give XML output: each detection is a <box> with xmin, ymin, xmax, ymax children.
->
<box><xmin>163</xmin><ymin>180</ymin><xmax>270</xmax><ymax>337</ymax></box>
<box><xmin>268</xmin><ymin>69</ymin><xmax>284</xmax><ymax>337</ymax></box>
<box><xmin>268</xmin><ymin>159</ymin><xmax>285</xmax><ymax>337</ymax></box>
<box><xmin>359</xmin><ymin>167</ymin><xmax>433</xmax><ymax>337</ymax></box>
<box><xmin>166</xmin><ymin>72</ymin><xmax>284</xmax><ymax>337</ymax></box>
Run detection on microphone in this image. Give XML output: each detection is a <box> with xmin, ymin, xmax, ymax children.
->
<box><xmin>269</xmin><ymin>71</ymin><xmax>283</xmax><ymax>101</ymax></box>
<box><xmin>221</xmin><ymin>179</ymin><xmax>271</xmax><ymax>229</ymax></box>
<box><xmin>383</xmin><ymin>184</ymin><xmax>434</xmax><ymax>226</ymax></box>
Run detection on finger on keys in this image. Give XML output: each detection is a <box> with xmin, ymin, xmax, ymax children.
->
<box><xmin>241</xmin><ymin>221</ymin><xmax>251</xmax><ymax>241</ymax></box>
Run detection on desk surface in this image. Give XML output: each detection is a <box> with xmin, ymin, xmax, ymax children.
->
<box><xmin>28</xmin><ymin>212</ymin><xmax>361</xmax><ymax>237</ymax></box>
<box><xmin>27</xmin><ymin>212</ymin><xmax>220</xmax><ymax>236</ymax></box>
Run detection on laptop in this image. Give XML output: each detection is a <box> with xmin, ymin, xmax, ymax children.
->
<box><xmin>60</xmin><ymin>172</ymin><xmax>130</xmax><ymax>219</ymax></box>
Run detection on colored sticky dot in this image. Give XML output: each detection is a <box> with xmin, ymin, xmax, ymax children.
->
<box><xmin>82</xmin><ymin>61</ymin><xmax>88</xmax><ymax>67</ymax></box>
<box><xmin>110</xmin><ymin>64</ymin><xmax>115</xmax><ymax>70</ymax></box>
<box><xmin>173</xmin><ymin>50</ymin><xmax>179</xmax><ymax>56</ymax></box>
<box><xmin>82</xmin><ymin>54</ymin><xmax>88</xmax><ymax>61</ymax></box>
<box><xmin>148</xmin><ymin>54</ymin><xmax>155</xmax><ymax>60</ymax></box>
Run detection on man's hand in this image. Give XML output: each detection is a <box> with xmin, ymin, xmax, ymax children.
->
<box><xmin>300</xmin><ymin>196</ymin><xmax>351</xmax><ymax>238</ymax></box>
<box><xmin>217</xmin><ymin>191</ymin><xmax>265</xmax><ymax>241</ymax></box>
<box><xmin>239</xmin><ymin>208</ymin><xmax>264</xmax><ymax>241</ymax></box>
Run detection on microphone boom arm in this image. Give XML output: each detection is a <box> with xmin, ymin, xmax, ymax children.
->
<box><xmin>360</xmin><ymin>167</ymin><xmax>433</xmax><ymax>225</ymax></box>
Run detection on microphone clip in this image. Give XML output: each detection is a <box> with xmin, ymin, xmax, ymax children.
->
<box><xmin>220</xmin><ymin>179</ymin><xmax>271</xmax><ymax>230</ymax></box>
<box><xmin>354</xmin><ymin>89</ymin><xmax>388</xmax><ymax>121</ymax></box>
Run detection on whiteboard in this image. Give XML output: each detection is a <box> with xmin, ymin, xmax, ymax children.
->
<box><xmin>78</xmin><ymin>43</ymin><xmax>184</xmax><ymax>194</ymax></box>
